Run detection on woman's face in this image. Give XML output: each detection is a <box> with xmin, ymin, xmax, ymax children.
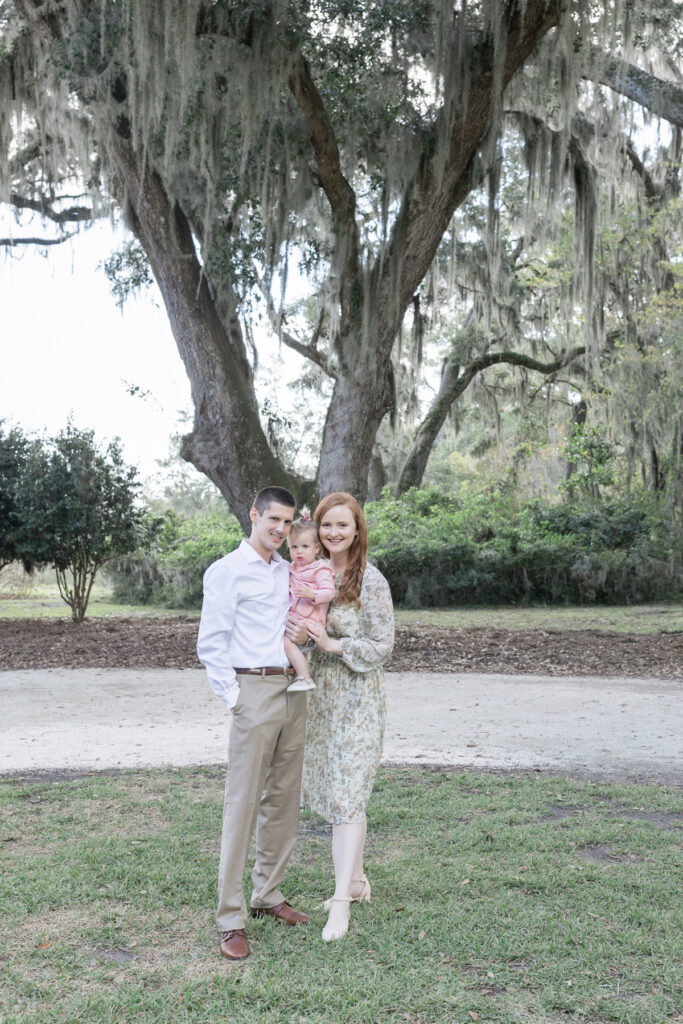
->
<box><xmin>318</xmin><ymin>504</ymin><xmax>357</xmax><ymax>558</ymax></box>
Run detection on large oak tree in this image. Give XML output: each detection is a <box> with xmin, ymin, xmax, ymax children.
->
<box><xmin>1</xmin><ymin>0</ymin><xmax>681</xmax><ymax>526</ymax></box>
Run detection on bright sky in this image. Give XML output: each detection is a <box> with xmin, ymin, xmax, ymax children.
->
<box><xmin>0</xmin><ymin>217</ymin><xmax>298</xmax><ymax>485</ymax></box>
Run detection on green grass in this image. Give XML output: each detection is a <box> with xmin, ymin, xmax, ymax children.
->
<box><xmin>0</xmin><ymin>767</ymin><xmax>681</xmax><ymax>1024</ymax></box>
<box><xmin>0</xmin><ymin>576</ymin><xmax>189</xmax><ymax>619</ymax></box>
<box><xmin>395</xmin><ymin>604</ymin><xmax>683</xmax><ymax>634</ymax></box>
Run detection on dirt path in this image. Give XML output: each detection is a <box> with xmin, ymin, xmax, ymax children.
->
<box><xmin>2</xmin><ymin>667</ymin><xmax>680</xmax><ymax>782</ymax></box>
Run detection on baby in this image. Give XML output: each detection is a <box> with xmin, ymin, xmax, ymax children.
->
<box><xmin>284</xmin><ymin>510</ymin><xmax>336</xmax><ymax>692</ymax></box>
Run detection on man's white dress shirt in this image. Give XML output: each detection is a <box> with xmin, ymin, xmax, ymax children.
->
<box><xmin>197</xmin><ymin>539</ymin><xmax>291</xmax><ymax>709</ymax></box>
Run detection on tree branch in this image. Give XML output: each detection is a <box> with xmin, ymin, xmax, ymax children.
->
<box><xmin>586</xmin><ymin>57</ymin><xmax>683</xmax><ymax>129</ymax></box>
<box><xmin>623</xmin><ymin>137</ymin><xmax>659</xmax><ymax>199</ymax></box>
<box><xmin>396</xmin><ymin>340</ymin><xmax>585</xmax><ymax>494</ymax></box>
<box><xmin>288</xmin><ymin>51</ymin><xmax>361</xmax><ymax>327</ymax></box>
<box><xmin>0</xmin><ymin>233</ymin><xmax>75</xmax><ymax>247</ymax></box>
<box><xmin>288</xmin><ymin>53</ymin><xmax>356</xmax><ymax>229</ymax></box>
<box><xmin>376</xmin><ymin>0</ymin><xmax>563</xmax><ymax>347</ymax></box>
<box><xmin>254</xmin><ymin>265</ymin><xmax>336</xmax><ymax>377</ymax></box>
<box><xmin>9</xmin><ymin>192</ymin><xmax>95</xmax><ymax>224</ymax></box>
<box><xmin>279</xmin><ymin>328</ymin><xmax>335</xmax><ymax>377</ymax></box>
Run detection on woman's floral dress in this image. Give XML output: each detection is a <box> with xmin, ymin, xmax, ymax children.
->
<box><xmin>302</xmin><ymin>562</ymin><xmax>395</xmax><ymax>824</ymax></box>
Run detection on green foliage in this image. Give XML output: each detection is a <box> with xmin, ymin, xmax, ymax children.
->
<box><xmin>111</xmin><ymin>486</ymin><xmax>681</xmax><ymax>611</ymax></box>
<box><xmin>101</xmin><ymin>239</ymin><xmax>154</xmax><ymax>307</ymax></box>
<box><xmin>366</xmin><ymin>488</ymin><xmax>682</xmax><ymax>607</ymax></box>
<box><xmin>14</xmin><ymin>424</ymin><xmax>146</xmax><ymax>621</ymax></box>
<box><xmin>0</xmin><ymin>422</ymin><xmax>31</xmax><ymax>571</ymax></box>
<box><xmin>562</xmin><ymin>423</ymin><xmax>617</xmax><ymax>498</ymax></box>
<box><xmin>108</xmin><ymin>507</ymin><xmax>243</xmax><ymax>608</ymax></box>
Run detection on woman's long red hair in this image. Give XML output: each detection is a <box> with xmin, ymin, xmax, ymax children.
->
<box><xmin>314</xmin><ymin>492</ymin><xmax>367</xmax><ymax>604</ymax></box>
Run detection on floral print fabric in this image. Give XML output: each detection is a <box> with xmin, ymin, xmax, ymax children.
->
<box><xmin>302</xmin><ymin>561</ymin><xmax>395</xmax><ymax>824</ymax></box>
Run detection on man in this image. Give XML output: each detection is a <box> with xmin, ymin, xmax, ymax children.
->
<box><xmin>197</xmin><ymin>485</ymin><xmax>310</xmax><ymax>961</ymax></box>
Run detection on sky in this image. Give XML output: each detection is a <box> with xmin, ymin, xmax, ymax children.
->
<box><xmin>0</xmin><ymin>216</ymin><xmax>299</xmax><ymax>487</ymax></box>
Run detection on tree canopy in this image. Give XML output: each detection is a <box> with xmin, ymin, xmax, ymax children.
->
<box><xmin>1</xmin><ymin>0</ymin><xmax>681</xmax><ymax>524</ymax></box>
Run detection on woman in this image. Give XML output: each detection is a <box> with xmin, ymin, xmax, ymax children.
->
<box><xmin>299</xmin><ymin>492</ymin><xmax>394</xmax><ymax>942</ymax></box>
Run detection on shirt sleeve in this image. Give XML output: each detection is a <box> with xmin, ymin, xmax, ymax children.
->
<box><xmin>339</xmin><ymin>566</ymin><xmax>395</xmax><ymax>672</ymax></box>
<box><xmin>312</xmin><ymin>565</ymin><xmax>336</xmax><ymax>605</ymax></box>
<box><xmin>196</xmin><ymin>560</ymin><xmax>240</xmax><ymax>709</ymax></box>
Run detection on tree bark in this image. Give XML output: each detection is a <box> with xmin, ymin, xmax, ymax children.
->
<box><xmin>315</xmin><ymin>350</ymin><xmax>394</xmax><ymax>497</ymax></box>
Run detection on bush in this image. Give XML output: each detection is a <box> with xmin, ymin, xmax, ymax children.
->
<box><xmin>109</xmin><ymin>488</ymin><xmax>682</xmax><ymax>611</ymax></box>
<box><xmin>366</xmin><ymin>489</ymin><xmax>682</xmax><ymax>606</ymax></box>
<box><xmin>108</xmin><ymin>508</ymin><xmax>243</xmax><ymax>608</ymax></box>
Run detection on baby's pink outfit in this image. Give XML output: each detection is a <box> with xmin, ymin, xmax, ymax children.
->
<box><xmin>289</xmin><ymin>559</ymin><xmax>336</xmax><ymax>626</ymax></box>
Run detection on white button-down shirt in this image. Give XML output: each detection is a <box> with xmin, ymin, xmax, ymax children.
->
<box><xmin>197</xmin><ymin>539</ymin><xmax>291</xmax><ymax>708</ymax></box>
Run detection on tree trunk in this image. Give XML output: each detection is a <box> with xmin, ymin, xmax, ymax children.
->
<box><xmin>316</xmin><ymin>347</ymin><xmax>394</xmax><ymax>500</ymax></box>
<box><xmin>312</xmin><ymin>0</ymin><xmax>563</xmax><ymax>502</ymax></box>
<box><xmin>367</xmin><ymin>447</ymin><xmax>388</xmax><ymax>501</ymax></box>
<box><xmin>107</xmin><ymin>132</ymin><xmax>300</xmax><ymax>529</ymax></box>
<box><xmin>650</xmin><ymin>445</ymin><xmax>664</xmax><ymax>492</ymax></box>
<box><xmin>565</xmin><ymin>399</ymin><xmax>588</xmax><ymax>500</ymax></box>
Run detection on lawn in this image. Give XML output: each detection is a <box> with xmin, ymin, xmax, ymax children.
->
<box><xmin>0</xmin><ymin>574</ymin><xmax>189</xmax><ymax>620</ymax></box>
<box><xmin>1</xmin><ymin>766</ymin><xmax>680</xmax><ymax>1024</ymax></box>
<box><xmin>2</xmin><ymin>570</ymin><xmax>682</xmax><ymax>633</ymax></box>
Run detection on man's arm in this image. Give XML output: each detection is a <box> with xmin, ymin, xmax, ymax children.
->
<box><xmin>197</xmin><ymin>560</ymin><xmax>240</xmax><ymax>709</ymax></box>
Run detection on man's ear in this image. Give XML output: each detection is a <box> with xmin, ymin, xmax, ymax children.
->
<box><xmin>249</xmin><ymin>507</ymin><xmax>259</xmax><ymax>525</ymax></box>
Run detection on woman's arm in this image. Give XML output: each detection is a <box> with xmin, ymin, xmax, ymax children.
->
<box><xmin>337</xmin><ymin>567</ymin><xmax>394</xmax><ymax>671</ymax></box>
<box><xmin>307</xmin><ymin>565</ymin><xmax>394</xmax><ymax>670</ymax></box>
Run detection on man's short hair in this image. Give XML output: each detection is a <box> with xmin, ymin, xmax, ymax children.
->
<box><xmin>252</xmin><ymin>486</ymin><xmax>297</xmax><ymax>514</ymax></box>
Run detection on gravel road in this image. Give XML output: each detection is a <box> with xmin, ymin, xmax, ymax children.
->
<box><xmin>1</xmin><ymin>668</ymin><xmax>680</xmax><ymax>781</ymax></box>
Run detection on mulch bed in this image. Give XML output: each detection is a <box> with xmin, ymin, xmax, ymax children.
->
<box><xmin>0</xmin><ymin>617</ymin><xmax>680</xmax><ymax>679</ymax></box>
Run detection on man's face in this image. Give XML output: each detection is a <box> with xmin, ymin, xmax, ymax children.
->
<box><xmin>249</xmin><ymin>502</ymin><xmax>296</xmax><ymax>560</ymax></box>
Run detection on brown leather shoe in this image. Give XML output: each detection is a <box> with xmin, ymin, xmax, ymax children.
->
<box><xmin>219</xmin><ymin>929</ymin><xmax>250</xmax><ymax>960</ymax></box>
<box><xmin>250</xmin><ymin>900</ymin><xmax>310</xmax><ymax>925</ymax></box>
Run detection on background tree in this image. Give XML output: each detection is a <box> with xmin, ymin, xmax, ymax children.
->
<box><xmin>14</xmin><ymin>424</ymin><xmax>147</xmax><ymax>621</ymax></box>
<box><xmin>2</xmin><ymin>1</ymin><xmax>682</xmax><ymax>524</ymax></box>
<box><xmin>0</xmin><ymin>422</ymin><xmax>31</xmax><ymax>573</ymax></box>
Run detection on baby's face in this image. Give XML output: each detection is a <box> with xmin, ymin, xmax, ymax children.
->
<box><xmin>289</xmin><ymin>531</ymin><xmax>320</xmax><ymax>566</ymax></box>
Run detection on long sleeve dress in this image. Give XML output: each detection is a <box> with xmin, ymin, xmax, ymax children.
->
<box><xmin>301</xmin><ymin>561</ymin><xmax>395</xmax><ymax>824</ymax></box>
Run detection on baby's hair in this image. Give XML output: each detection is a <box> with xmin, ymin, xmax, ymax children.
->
<box><xmin>289</xmin><ymin>505</ymin><xmax>321</xmax><ymax>541</ymax></box>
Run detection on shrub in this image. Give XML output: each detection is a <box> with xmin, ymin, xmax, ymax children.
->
<box><xmin>108</xmin><ymin>508</ymin><xmax>243</xmax><ymax>608</ymax></box>
<box><xmin>110</xmin><ymin>488</ymin><xmax>682</xmax><ymax>611</ymax></box>
<box><xmin>366</xmin><ymin>489</ymin><xmax>682</xmax><ymax>606</ymax></box>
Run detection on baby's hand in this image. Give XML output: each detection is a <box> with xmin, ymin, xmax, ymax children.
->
<box><xmin>294</xmin><ymin>584</ymin><xmax>316</xmax><ymax>600</ymax></box>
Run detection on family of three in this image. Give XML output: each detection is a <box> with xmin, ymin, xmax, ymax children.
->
<box><xmin>197</xmin><ymin>486</ymin><xmax>395</xmax><ymax>960</ymax></box>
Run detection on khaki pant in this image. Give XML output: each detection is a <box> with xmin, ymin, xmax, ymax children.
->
<box><xmin>216</xmin><ymin>673</ymin><xmax>306</xmax><ymax>931</ymax></box>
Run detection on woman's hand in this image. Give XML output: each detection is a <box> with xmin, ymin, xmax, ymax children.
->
<box><xmin>285</xmin><ymin>615</ymin><xmax>308</xmax><ymax>645</ymax></box>
<box><xmin>294</xmin><ymin>583</ymin><xmax>316</xmax><ymax>600</ymax></box>
<box><xmin>306</xmin><ymin>620</ymin><xmax>342</xmax><ymax>655</ymax></box>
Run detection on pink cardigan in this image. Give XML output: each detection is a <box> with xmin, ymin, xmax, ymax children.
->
<box><xmin>289</xmin><ymin>559</ymin><xmax>336</xmax><ymax>626</ymax></box>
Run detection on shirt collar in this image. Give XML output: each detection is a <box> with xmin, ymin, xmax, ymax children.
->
<box><xmin>238</xmin><ymin>537</ymin><xmax>285</xmax><ymax>566</ymax></box>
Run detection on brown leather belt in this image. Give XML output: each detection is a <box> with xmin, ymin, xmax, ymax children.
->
<box><xmin>234</xmin><ymin>666</ymin><xmax>295</xmax><ymax>676</ymax></box>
